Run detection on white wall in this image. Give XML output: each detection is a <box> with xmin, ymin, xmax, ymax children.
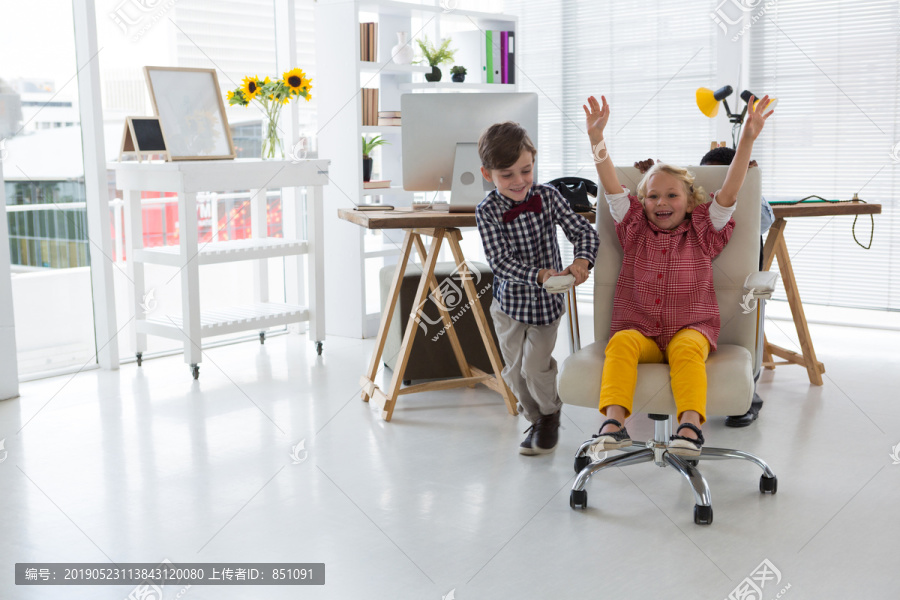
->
<box><xmin>11</xmin><ymin>268</ymin><xmax>96</xmax><ymax>376</ymax></box>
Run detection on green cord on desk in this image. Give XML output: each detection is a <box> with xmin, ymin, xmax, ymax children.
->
<box><xmin>768</xmin><ymin>195</ymin><xmax>874</xmax><ymax>250</ymax></box>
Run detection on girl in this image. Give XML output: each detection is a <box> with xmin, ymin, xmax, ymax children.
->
<box><xmin>583</xmin><ymin>93</ymin><xmax>773</xmax><ymax>457</ymax></box>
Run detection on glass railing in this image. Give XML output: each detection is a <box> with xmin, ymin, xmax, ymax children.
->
<box><xmin>7</xmin><ymin>187</ymin><xmax>300</xmax><ymax>377</ymax></box>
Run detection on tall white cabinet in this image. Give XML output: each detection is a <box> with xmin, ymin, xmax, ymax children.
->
<box><xmin>316</xmin><ymin>0</ymin><xmax>518</xmax><ymax>338</ymax></box>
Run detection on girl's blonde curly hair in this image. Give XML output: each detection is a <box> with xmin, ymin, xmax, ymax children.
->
<box><xmin>636</xmin><ymin>163</ymin><xmax>708</xmax><ymax>210</ymax></box>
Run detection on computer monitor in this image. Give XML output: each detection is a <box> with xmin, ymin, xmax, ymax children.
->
<box><xmin>401</xmin><ymin>92</ymin><xmax>539</xmax><ymax>212</ymax></box>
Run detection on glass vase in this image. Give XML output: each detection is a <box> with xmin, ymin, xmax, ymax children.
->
<box><xmin>261</xmin><ymin>104</ymin><xmax>284</xmax><ymax>159</ymax></box>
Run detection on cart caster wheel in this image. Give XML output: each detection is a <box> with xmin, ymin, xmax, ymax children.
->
<box><xmin>570</xmin><ymin>489</ymin><xmax>587</xmax><ymax>510</ymax></box>
<box><xmin>694</xmin><ymin>504</ymin><xmax>713</xmax><ymax>525</ymax></box>
<box><xmin>574</xmin><ymin>455</ymin><xmax>591</xmax><ymax>474</ymax></box>
<box><xmin>259</xmin><ymin>332</ymin><xmax>265</xmax><ymax>345</ymax></box>
<box><xmin>191</xmin><ymin>364</ymin><xmax>200</xmax><ymax>380</ymax></box>
<box><xmin>315</xmin><ymin>341</ymin><xmax>323</xmax><ymax>356</ymax></box>
<box><xmin>136</xmin><ymin>352</ymin><xmax>142</xmax><ymax>367</ymax></box>
<box><xmin>760</xmin><ymin>475</ymin><xmax>778</xmax><ymax>494</ymax></box>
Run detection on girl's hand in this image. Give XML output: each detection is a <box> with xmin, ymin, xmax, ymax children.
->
<box><xmin>742</xmin><ymin>95</ymin><xmax>774</xmax><ymax>141</ymax></box>
<box><xmin>583</xmin><ymin>95</ymin><xmax>610</xmax><ymax>140</ymax></box>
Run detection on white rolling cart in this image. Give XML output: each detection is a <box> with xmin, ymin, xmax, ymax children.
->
<box><xmin>115</xmin><ymin>158</ymin><xmax>329</xmax><ymax>379</ymax></box>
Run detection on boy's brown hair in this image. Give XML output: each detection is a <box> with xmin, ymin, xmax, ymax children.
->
<box><xmin>478</xmin><ymin>121</ymin><xmax>537</xmax><ymax>170</ymax></box>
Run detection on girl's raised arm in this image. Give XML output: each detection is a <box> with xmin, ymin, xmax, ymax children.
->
<box><xmin>717</xmin><ymin>95</ymin><xmax>774</xmax><ymax>207</ymax></box>
<box><xmin>584</xmin><ymin>95</ymin><xmax>623</xmax><ymax>195</ymax></box>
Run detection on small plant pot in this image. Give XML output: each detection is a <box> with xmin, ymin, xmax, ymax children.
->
<box><xmin>362</xmin><ymin>157</ymin><xmax>373</xmax><ymax>182</ymax></box>
<box><xmin>424</xmin><ymin>66</ymin><xmax>442</xmax><ymax>82</ymax></box>
<box><xmin>451</xmin><ymin>73</ymin><xmax>465</xmax><ymax>83</ymax></box>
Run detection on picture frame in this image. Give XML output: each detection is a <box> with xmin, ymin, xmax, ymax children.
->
<box><xmin>118</xmin><ymin>116</ymin><xmax>170</xmax><ymax>162</ymax></box>
<box><xmin>143</xmin><ymin>66</ymin><xmax>236</xmax><ymax>161</ymax></box>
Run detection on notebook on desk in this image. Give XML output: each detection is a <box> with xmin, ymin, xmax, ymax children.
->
<box><xmin>415</xmin><ymin>186</ymin><xmax>490</xmax><ymax>213</ymax></box>
<box><xmin>412</xmin><ymin>202</ymin><xmax>451</xmax><ymax>212</ymax></box>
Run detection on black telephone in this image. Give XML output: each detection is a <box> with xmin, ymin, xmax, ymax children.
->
<box><xmin>547</xmin><ymin>177</ymin><xmax>599</xmax><ymax>212</ymax></box>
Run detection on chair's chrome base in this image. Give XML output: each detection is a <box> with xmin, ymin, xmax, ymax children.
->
<box><xmin>570</xmin><ymin>417</ymin><xmax>777</xmax><ymax>524</ymax></box>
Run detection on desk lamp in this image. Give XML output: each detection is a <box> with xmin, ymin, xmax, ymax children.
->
<box><xmin>696</xmin><ymin>85</ymin><xmax>777</xmax><ymax>147</ymax></box>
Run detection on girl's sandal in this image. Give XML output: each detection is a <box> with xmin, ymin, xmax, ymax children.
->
<box><xmin>668</xmin><ymin>422</ymin><xmax>705</xmax><ymax>457</ymax></box>
<box><xmin>588</xmin><ymin>418</ymin><xmax>632</xmax><ymax>459</ymax></box>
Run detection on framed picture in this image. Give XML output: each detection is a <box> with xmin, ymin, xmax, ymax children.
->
<box><xmin>143</xmin><ymin>66</ymin><xmax>235</xmax><ymax>160</ymax></box>
<box><xmin>118</xmin><ymin>116</ymin><xmax>170</xmax><ymax>162</ymax></box>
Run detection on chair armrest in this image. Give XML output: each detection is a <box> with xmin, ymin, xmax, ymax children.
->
<box><xmin>743</xmin><ymin>271</ymin><xmax>779</xmax><ymax>299</ymax></box>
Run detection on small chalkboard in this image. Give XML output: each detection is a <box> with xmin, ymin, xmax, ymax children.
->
<box><xmin>119</xmin><ymin>116</ymin><xmax>170</xmax><ymax>162</ymax></box>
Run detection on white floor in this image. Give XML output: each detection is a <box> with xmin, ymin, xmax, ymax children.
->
<box><xmin>1</xmin><ymin>313</ymin><xmax>899</xmax><ymax>599</ymax></box>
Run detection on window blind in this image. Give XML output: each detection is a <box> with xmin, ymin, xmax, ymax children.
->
<box><xmin>748</xmin><ymin>1</ymin><xmax>899</xmax><ymax>311</ymax></box>
<box><xmin>502</xmin><ymin>0</ymin><xmax>718</xmax><ymax>300</ymax></box>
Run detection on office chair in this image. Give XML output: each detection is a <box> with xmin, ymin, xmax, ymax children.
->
<box><xmin>558</xmin><ymin>166</ymin><xmax>778</xmax><ymax>525</ymax></box>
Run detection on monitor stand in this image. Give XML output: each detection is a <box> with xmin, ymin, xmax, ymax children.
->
<box><xmin>449</xmin><ymin>143</ymin><xmax>489</xmax><ymax>213</ymax></box>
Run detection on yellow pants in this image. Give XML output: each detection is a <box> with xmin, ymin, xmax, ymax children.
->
<box><xmin>598</xmin><ymin>329</ymin><xmax>710</xmax><ymax>424</ymax></box>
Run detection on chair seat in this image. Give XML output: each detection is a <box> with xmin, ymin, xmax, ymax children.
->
<box><xmin>559</xmin><ymin>342</ymin><xmax>754</xmax><ymax>417</ymax></box>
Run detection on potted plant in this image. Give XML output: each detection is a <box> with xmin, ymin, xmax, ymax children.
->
<box><xmin>450</xmin><ymin>65</ymin><xmax>467</xmax><ymax>83</ymax></box>
<box><xmin>361</xmin><ymin>135</ymin><xmax>390</xmax><ymax>182</ymax></box>
<box><xmin>416</xmin><ymin>36</ymin><xmax>456</xmax><ymax>82</ymax></box>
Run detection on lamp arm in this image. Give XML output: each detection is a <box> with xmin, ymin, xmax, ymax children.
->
<box><xmin>722</xmin><ymin>98</ymin><xmax>733</xmax><ymax>118</ymax></box>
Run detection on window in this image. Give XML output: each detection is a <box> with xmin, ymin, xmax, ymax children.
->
<box><xmin>97</xmin><ymin>0</ymin><xmax>321</xmax><ymax>362</ymax></box>
<box><xmin>503</xmin><ymin>0</ymin><xmax>718</xmax><ymax>299</ymax></box>
<box><xmin>1</xmin><ymin>0</ymin><xmax>99</xmax><ymax>377</ymax></box>
<box><xmin>748</xmin><ymin>0</ymin><xmax>900</xmax><ymax>311</ymax></box>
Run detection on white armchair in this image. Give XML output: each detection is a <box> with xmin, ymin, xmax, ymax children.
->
<box><xmin>558</xmin><ymin>166</ymin><xmax>778</xmax><ymax>525</ymax></box>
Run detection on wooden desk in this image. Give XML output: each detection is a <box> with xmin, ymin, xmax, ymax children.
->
<box><xmin>763</xmin><ymin>200</ymin><xmax>881</xmax><ymax>385</ymax></box>
<box><xmin>339</xmin><ymin>207</ymin><xmax>513</xmax><ymax>421</ymax></box>
<box><xmin>339</xmin><ymin>207</ymin><xmax>595</xmax><ymax>421</ymax></box>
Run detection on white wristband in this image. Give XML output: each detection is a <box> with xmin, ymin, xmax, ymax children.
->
<box><xmin>592</xmin><ymin>139</ymin><xmax>608</xmax><ymax>164</ymax></box>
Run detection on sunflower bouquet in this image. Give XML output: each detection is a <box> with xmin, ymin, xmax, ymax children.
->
<box><xmin>227</xmin><ymin>68</ymin><xmax>312</xmax><ymax>159</ymax></box>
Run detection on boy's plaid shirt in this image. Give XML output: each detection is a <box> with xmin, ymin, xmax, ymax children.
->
<box><xmin>476</xmin><ymin>183</ymin><xmax>600</xmax><ymax>325</ymax></box>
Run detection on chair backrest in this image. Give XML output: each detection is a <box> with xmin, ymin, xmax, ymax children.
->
<box><xmin>592</xmin><ymin>166</ymin><xmax>762</xmax><ymax>359</ymax></box>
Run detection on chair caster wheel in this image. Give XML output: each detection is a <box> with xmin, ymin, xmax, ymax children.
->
<box><xmin>686</xmin><ymin>459</ymin><xmax>699</xmax><ymax>468</ymax></box>
<box><xmin>694</xmin><ymin>504</ymin><xmax>713</xmax><ymax>525</ymax></box>
<box><xmin>315</xmin><ymin>341</ymin><xmax>323</xmax><ymax>356</ymax></box>
<box><xmin>760</xmin><ymin>475</ymin><xmax>777</xmax><ymax>494</ymax></box>
<box><xmin>191</xmin><ymin>364</ymin><xmax>200</xmax><ymax>380</ymax></box>
<box><xmin>136</xmin><ymin>352</ymin><xmax>142</xmax><ymax>367</ymax></box>
<box><xmin>570</xmin><ymin>489</ymin><xmax>587</xmax><ymax>510</ymax></box>
<box><xmin>403</xmin><ymin>380</ymin><xmax>412</xmax><ymax>386</ymax></box>
<box><xmin>574</xmin><ymin>455</ymin><xmax>591</xmax><ymax>474</ymax></box>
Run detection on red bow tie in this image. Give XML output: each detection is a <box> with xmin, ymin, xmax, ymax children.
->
<box><xmin>502</xmin><ymin>193</ymin><xmax>543</xmax><ymax>223</ymax></box>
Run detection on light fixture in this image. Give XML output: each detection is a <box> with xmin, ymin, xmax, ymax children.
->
<box><xmin>740</xmin><ymin>89</ymin><xmax>778</xmax><ymax>113</ymax></box>
<box><xmin>696</xmin><ymin>84</ymin><xmax>778</xmax><ymax>147</ymax></box>
<box><xmin>695</xmin><ymin>85</ymin><xmax>734</xmax><ymax>118</ymax></box>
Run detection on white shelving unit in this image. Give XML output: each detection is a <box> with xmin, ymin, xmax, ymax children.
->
<box><xmin>399</xmin><ymin>82</ymin><xmax>516</xmax><ymax>91</ymax></box>
<box><xmin>316</xmin><ymin>0</ymin><xmax>518</xmax><ymax>338</ymax></box>
<box><xmin>358</xmin><ymin>62</ymin><xmax>432</xmax><ymax>75</ymax></box>
<box><xmin>115</xmin><ymin>158</ymin><xmax>329</xmax><ymax>379</ymax></box>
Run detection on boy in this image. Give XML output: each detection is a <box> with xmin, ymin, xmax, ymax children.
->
<box><xmin>475</xmin><ymin>121</ymin><xmax>600</xmax><ymax>455</ymax></box>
